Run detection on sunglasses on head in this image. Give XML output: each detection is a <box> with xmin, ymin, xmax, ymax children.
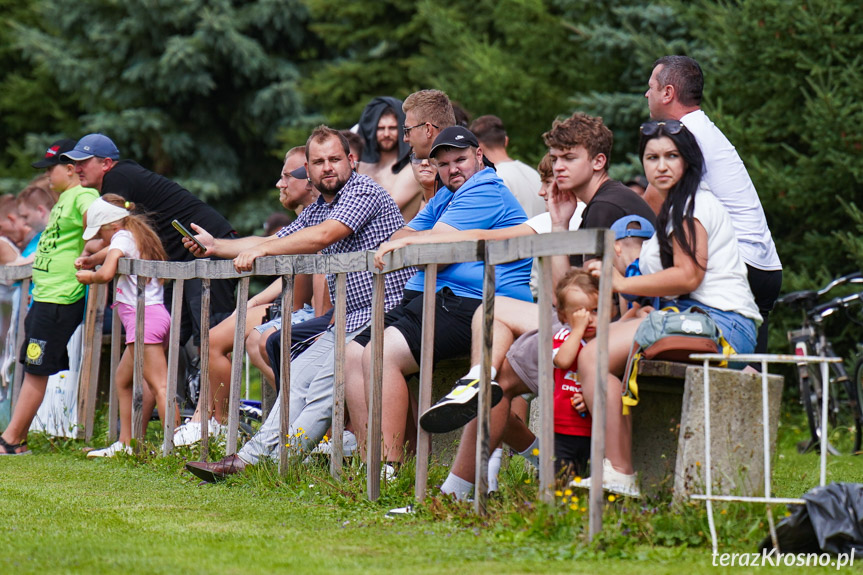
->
<box><xmin>640</xmin><ymin>120</ymin><xmax>685</xmax><ymax>136</ymax></box>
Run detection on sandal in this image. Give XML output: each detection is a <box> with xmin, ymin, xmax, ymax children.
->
<box><xmin>0</xmin><ymin>436</ymin><xmax>31</xmax><ymax>455</ymax></box>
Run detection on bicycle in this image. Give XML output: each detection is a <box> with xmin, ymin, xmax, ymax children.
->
<box><xmin>776</xmin><ymin>271</ymin><xmax>863</xmax><ymax>455</ymax></box>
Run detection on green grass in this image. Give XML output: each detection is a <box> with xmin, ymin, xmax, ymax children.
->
<box><xmin>1</xmin><ymin>408</ymin><xmax>861</xmax><ymax>574</ymax></box>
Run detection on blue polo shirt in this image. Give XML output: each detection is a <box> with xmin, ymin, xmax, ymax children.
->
<box><xmin>404</xmin><ymin>168</ymin><xmax>532</xmax><ymax>301</ymax></box>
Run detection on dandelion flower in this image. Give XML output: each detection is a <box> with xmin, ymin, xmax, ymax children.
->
<box><xmin>555</xmin><ymin>490</ymin><xmax>563</xmax><ymax>497</ymax></box>
<box><xmin>580</xmin><ymin>507</ymin><xmax>587</xmax><ymax>512</ymax></box>
<box><xmin>564</xmin><ymin>489</ymin><xmax>573</xmax><ymax>496</ymax></box>
<box><xmin>573</xmin><ymin>476</ymin><xmax>582</xmax><ymax>484</ymax></box>
<box><xmin>531</xmin><ymin>448</ymin><xmax>539</xmax><ymax>456</ymax></box>
<box><xmin>570</xmin><ymin>504</ymin><xmax>578</xmax><ymax>511</ymax></box>
<box><xmin>608</xmin><ymin>495</ymin><xmax>616</xmax><ymax>502</ymax></box>
<box><xmin>720</xmin><ymin>509</ymin><xmax>727</xmax><ymax>515</ymax></box>
<box><xmin>524</xmin><ymin>478</ymin><xmax>531</xmax><ymax>484</ymax></box>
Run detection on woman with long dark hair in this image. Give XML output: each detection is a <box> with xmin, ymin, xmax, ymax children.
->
<box><xmin>576</xmin><ymin>120</ymin><xmax>761</xmax><ymax>497</ymax></box>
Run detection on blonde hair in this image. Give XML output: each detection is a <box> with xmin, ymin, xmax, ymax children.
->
<box><xmin>100</xmin><ymin>194</ymin><xmax>167</xmax><ymax>265</ymax></box>
<box><xmin>17</xmin><ymin>184</ymin><xmax>58</xmax><ymax>211</ymax></box>
<box><xmin>402</xmin><ymin>90</ymin><xmax>456</xmax><ymax>129</ymax></box>
<box><xmin>555</xmin><ymin>268</ymin><xmax>599</xmax><ymax>308</ymax></box>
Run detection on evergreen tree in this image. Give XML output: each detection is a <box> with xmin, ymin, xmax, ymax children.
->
<box><xmin>0</xmin><ymin>0</ymin><xmax>81</xmax><ymax>192</ymax></box>
<box><xmin>678</xmin><ymin>0</ymin><xmax>863</xmax><ymax>278</ymax></box>
<box><xmin>302</xmin><ymin>0</ymin><xmax>586</xmax><ymax>164</ymax></box>
<box><xmin>11</xmin><ymin>0</ymin><xmax>323</xmax><ymax>231</ymax></box>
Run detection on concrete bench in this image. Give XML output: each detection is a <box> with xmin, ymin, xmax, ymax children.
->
<box><xmin>632</xmin><ymin>360</ymin><xmax>783</xmax><ymax>498</ymax></box>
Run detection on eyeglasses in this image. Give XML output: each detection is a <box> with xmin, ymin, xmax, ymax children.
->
<box><xmin>403</xmin><ymin>122</ymin><xmax>439</xmax><ymax>137</ymax></box>
<box><xmin>640</xmin><ymin>120</ymin><xmax>685</xmax><ymax>136</ymax></box>
<box><xmin>409</xmin><ymin>153</ymin><xmax>426</xmax><ymax>165</ymax></box>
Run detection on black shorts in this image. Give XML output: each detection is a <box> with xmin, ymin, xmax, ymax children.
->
<box><xmin>352</xmin><ymin>287</ymin><xmax>481</xmax><ymax>365</ymax></box>
<box><xmin>19</xmin><ymin>298</ymin><xmax>86</xmax><ymax>376</ymax></box>
<box><xmin>555</xmin><ymin>432</ymin><xmax>590</xmax><ymax>478</ymax></box>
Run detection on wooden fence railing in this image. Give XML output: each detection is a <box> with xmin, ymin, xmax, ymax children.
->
<box><xmin>1</xmin><ymin>229</ymin><xmax>614</xmax><ymax>539</ymax></box>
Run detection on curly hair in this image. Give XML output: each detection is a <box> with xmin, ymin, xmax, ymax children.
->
<box><xmin>543</xmin><ymin>112</ymin><xmax>613</xmax><ymax>166</ymax></box>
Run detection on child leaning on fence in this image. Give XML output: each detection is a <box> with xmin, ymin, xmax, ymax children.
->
<box><xmin>551</xmin><ymin>268</ymin><xmax>599</xmax><ymax>479</ymax></box>
<box><xmin>75</xmin><ymin>195</ymin><xmax>176</xmax><ymax>457</ymax></box>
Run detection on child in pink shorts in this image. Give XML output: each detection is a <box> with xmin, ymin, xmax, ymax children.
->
<box><xmin>76</xmin><ymin>194</ymin><xmax>175</xmax><ymax>457</ymax></box>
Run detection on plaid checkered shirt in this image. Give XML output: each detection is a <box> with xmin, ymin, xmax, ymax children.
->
<box><xmin>276</xmin><ymin>172</ymin><xmax>414</xmax><ymax>331</ymax></box>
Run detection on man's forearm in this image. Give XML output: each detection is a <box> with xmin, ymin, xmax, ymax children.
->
<box><xmin>212</xmin><ymin>235</ymin><xmax>269</xmax><ymax>258</ymax></box>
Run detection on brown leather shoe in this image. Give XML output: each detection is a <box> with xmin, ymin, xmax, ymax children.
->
<box><xmin>185</xmin><ymin>454</ymin><xmax>246</xmax><ymax>483</ymax></box>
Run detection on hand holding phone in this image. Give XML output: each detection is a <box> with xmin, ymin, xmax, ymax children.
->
<box><xmin>172</xmin><ymin>219</ymin><xmax>207</xmax><ymax>253</ymax></box>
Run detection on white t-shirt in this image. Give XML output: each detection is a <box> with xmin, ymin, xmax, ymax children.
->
<box><xmin>639</xmin><ymin>184</ymin><xmax>762</xmax><ymax>324</ymax></box>
<box><xmin>681</xmin><ymin>109</ymin><xmax>781</xmax><ymax>271</ymax></box>
<box><xmin>495</xmin><ymin>160</ymin><xmax>547</xmax><ymax>219</ymax></box>
<box><xmin>110</xmin><ymin>230</ymin><xmax>164</xmax><ymax>307</ymax></box>
<box><xmin>525</xmin><ymin>202</ymin><xmax>586</xmax><ymax>234</ymax></box>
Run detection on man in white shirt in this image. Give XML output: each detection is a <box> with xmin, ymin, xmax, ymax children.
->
<box><xmin>469</xmin><ymin>114</ymin><xmax>547</xmax><ymax>218</ymax></box>
<box><xmin>646</xmin><ymin>55</ymin><xmax>782</xmax><ymax>353</ymax></box>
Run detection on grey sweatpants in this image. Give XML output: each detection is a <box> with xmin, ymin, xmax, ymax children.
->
<box><xmin>238</xmin><ymin>324</ymin><xmax>365</xmax><ymax>465</ymax></box>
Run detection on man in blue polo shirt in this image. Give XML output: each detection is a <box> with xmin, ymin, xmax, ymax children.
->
<box><xmin>345</xmin><ymin>126</ymin><xmax>532</xmax><ymax>475</ymax></box>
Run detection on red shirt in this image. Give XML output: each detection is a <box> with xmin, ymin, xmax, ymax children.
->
<box><xmin>553</xmin><ymin>326</ymin><xmax>592</xmax><ymax>436</ymax></box>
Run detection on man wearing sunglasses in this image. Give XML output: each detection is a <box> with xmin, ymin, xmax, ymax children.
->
<box><xmin>401</xmin><ymin>89</ymin><xmax>456</xmax><ymax>160</ymax></box>
<box><xmin>646</xmin><ymin>55</ymin><xmax>782</xmax><ymax>353</ymax></box>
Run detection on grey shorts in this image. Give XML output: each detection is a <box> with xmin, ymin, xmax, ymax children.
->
<box><xmin>505</xmin><ymin>312</ymin><xmax>564</xmax><ymax>394</ymax></box>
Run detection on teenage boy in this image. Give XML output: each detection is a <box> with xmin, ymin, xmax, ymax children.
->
<box><xmin>0</xmin><ymin>139</ymin><xmax>99</xmax><ymax>455</ymax></box>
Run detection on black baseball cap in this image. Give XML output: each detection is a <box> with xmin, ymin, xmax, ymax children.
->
<box><xmin>32</xmin><ymin>138</ymin><xmax>78</xmax><ymax>169</ymax></box>
<box><xmin>429</xmin><ymin>126</ymin><xmax>479</xmax><ymax>159</ymax></box>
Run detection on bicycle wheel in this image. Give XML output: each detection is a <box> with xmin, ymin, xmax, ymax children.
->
<box><xmin>824</xmin><ymin>367</ymin><xmax>859</xmax><ymax>455</ymax></box>
<box><xmin>850</xmin><ymin>358</ymin><xmax>863</xmax><ymax>454</ymax></box>
<box><xmin>797</xmin><ymin>359</ymin><xmax>823</xmax><ymax>453</ymax></box>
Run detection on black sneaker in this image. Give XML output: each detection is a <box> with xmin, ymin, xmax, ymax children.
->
<box><xmin>419</xmin><ymin>378</ymin><xmax>503</xmax><ymax>434</ymax></box>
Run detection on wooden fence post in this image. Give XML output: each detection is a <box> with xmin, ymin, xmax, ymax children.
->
<box><xmin>589</xmin><ymin>231</ymin><xmax>615</xmax><ymax>541</ymax></box>
<box><xmin>331</xmin><ymin>272</ymin><xmax>347</xmax><ymax>479</ymax></box>
<box><xmin>162</xmin><ymin>279</ymin><xmax>184</xmax><ymax>455</ymax></box>
<box><xmin>199</xmin><ymin>278</ymin><xmax>211</xmax><ymax>462</ymax></box>
<box><xmin>278</xmin><ymin>273</ymin><xmax>294</xmax><ymax>476</ymax></box>
<box><xmin>366</xmin><ymin>273</ymin><xmax>386</xmax><ymax>500</ymax></box>
<box><xmin>131</xmin><ymin>276</ymin><xmax>146</xmax><ymax>451</ymax></box>
<box><xmin>225</xmin><ymin>277</ymin><xmax>249</xmax><ymax>455</ymax></box>
<box><xmin>415</xmin><ymin>264</ymin><xmax>437</xmax><ymax>502</ymax></box>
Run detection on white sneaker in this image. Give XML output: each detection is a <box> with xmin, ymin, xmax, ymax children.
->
<box><xmin>569</xmin><ymin>458</ymin><xmax>641</xmax><ymax>498</ymax></box>
<box><xmin>381</xmin><ymin>463</ymin><xmax>397</xmax><ymax>482</ymax></box>
<box><xmin>310</xmin><ymin>430</ymin><xmax>358</xmax><ymax>457</ymax></box>
<box><xmin>173</xmin><ymin>418</ymin><xmax>227</xmax><ymax>446</ymax></box>
<box><xmin>87</xmin><ymin>441</ymin><xmax>132</xmax><ymax>458</ymax></box>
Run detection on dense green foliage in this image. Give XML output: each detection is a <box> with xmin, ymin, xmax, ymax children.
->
<box><xmin>1</xmin><ymin>0</ymin><xmax>862</xmax><ymax>288</ymax></box>
<box><xmin>5</xmin><ymin>0</ymin><xmax>325</xmax><ymax>231</ymax></box>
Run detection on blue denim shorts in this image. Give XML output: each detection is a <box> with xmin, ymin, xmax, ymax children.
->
<box><xmin>669</xmin><ymin>298</ymin><xmax>757</xmax><ymax>355</ymax></box>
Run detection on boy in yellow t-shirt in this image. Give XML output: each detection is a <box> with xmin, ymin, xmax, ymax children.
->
<box><xmin>0</xmin><ymin>139</ymin><xmax>98</xmax><ymax>455</ymax></box>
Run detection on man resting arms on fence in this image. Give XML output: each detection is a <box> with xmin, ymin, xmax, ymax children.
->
<box><xmin>346</xmin><ymin>126</ymin><xmax>532</xmax><ymax>478</ymax></box>
<box><xmin>182</xmin><ymin>126</ymin><xmax>413</xmax><ymax>482</ymax></box>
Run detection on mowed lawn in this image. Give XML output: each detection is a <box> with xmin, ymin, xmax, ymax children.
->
<box><xmin>2</xmin><ymin>404</ymin><xmax>861</xmax><ymax>574</ymax></box>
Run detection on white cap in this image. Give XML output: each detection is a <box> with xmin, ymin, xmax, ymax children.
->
<box><xmin>82</xmin><ymin>197</ymin><xmax>129</xmax><ymax>240</ymax></box>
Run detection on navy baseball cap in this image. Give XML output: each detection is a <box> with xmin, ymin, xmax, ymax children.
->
<box><xmin>62</xmin><ymin>133</ymin><xmax>120</xmax><ymax>161</ymax></box>
<box><xmin>32</xmin><ymin>138</ymin><xmax>78</xmax><ymax>169</ymax></box>
<box><xmin>289</xmin><ymin>166</ymin><xmax>307</xmax><ymax>179</ymax></box>
<box><xmin>429</xmin><ymin>126</ymin><xmax>479</xmax><ymax>159</ymax></box>
<box><xmin>610</xmin><ymin>215</ymin><xmax>655</xmax><ymax>241</ymax></box>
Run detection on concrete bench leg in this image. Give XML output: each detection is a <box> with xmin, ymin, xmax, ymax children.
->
<box><xmin>675</xmin><ymin>366</ymin><xmax>783</xmax><ymax>498</ymax></box>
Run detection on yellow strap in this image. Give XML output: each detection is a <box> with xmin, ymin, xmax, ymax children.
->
<box><xmin>622</xmin><ymin>353</ymin><xmax>642</xmax><ymax>416</ymax></box>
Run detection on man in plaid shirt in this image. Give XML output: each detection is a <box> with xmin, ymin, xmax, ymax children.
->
<box><xmin>184</xmin><ymin>126</ymin><xmax>413</xmax><ymax>482</ymax></box>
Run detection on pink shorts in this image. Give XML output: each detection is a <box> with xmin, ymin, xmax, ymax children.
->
<box><xmin>115</xmin><ymin>302</ymin><xmax>171</xmax><ymax>345</ymax></box>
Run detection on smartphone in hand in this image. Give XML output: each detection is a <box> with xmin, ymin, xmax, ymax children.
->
<box><xmin>171</xmin><ymin>219</ymin><xmax>206</xmax><ymax>252</ymax></box>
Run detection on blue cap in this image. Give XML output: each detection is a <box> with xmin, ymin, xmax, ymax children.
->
<box><xmin>610</xmin><ymin>215</ymin><xmax>654</xmax><ymax>241</ymax></box>
<box><xmin>62</xmin><ymin>133</ymin><xmax>120</xmax><ymax>161</ymax></box>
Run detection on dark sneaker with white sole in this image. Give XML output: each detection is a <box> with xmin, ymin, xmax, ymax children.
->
<box><xmin>419</xmin><ymin>378</ymin><xmax>503</xmax><ymax>434</ymax></box>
